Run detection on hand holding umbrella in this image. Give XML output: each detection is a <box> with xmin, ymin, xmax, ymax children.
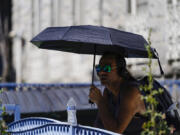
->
<box><xmin>89</xmin><ymin>85</ymin><xmax>103</xmax><ymax>105</ymax></box>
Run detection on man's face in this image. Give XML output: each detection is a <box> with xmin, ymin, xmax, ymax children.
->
<box><xmin>97</xmin><ymin>55</ymin><xmax>120</xmax><ymax>86</ymax></box>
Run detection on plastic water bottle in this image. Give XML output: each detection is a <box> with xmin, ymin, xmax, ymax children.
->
<box><xmin>67</xmin><ymin>97</ymin><xmax>77</xmax><ymax>125</ymax></box>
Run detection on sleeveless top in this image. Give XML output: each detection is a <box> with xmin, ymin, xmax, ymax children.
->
<box><xmin>94</xmin><ymin>80</ymin><xmax>148</xmax><ymax>135</ymax></box>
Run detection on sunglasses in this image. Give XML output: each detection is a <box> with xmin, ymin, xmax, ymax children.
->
<box><xmin>95</xmin><ymin>64</ymin><xmax>116</xmax><ymax>73</ymax></box>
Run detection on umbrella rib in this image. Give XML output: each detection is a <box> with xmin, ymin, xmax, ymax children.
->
<box><xmin>61</xmin><ymin>27</ymin><xmax>72</xmax><ymax>40</ymax></box>
<box><xmin>107</xmin><ymin>29</ymin><xmax>113</xmax><ymax>45</ymax></box>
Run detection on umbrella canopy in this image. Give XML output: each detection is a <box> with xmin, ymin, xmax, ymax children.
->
<box><xmin>31</xmin><ymin>25</ymin><xmax>164</xmax><ymax>85</ymax></box>
<box><xmin>31</xmin><ymin>25</ymin><xmax>157</xmax><ymax>58</ymax></box>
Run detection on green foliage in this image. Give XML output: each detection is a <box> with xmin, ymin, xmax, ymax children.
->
<box><xmin>140</xmin><ymin>29</ymin><xmax>172</xmax><ymax>135</ymax></box>
<box><xmin>0</xmin><ymin>89</ymin><xmax>8</xmax><ymax>135</ymax></box>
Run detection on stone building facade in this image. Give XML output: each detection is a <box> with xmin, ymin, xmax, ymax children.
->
<box><xmin>11</xmin><ymin>0</ymin><xmax>180</xmax><ymax>83</ymax></box>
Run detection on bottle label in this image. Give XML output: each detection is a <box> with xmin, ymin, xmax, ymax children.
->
<box><xmin>67</xmin><ymin>106</ymin><xmax>75</xmax><ymax>110</ymax></box>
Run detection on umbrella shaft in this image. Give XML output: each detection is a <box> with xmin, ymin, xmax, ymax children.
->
<box><xmin>91</xmin><ymin>46</ymin><xmax>96</xmax><ymax>85</ymax></box>
<box><xmin>92</xmin><ymin>54</ymin><xmax>96</xmax><ymax>85</ymax></box>
<box><xmin>89</xmin><ymin>51</ymin><xmax>96</xmax><ymax>104</ymax></box>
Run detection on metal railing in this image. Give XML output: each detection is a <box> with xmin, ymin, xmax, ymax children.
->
<box><xmin>0</xmin><ymin>81</ymin><xmax>179</xmax><ymax>99</ymax></box>
<box><xmin>0</xmin><ymin>83</ymin><xmax>96</xmax><ymax>91</ymax></box>
<box><xmin>161</xmin><ymin>80</ymin><xmax>180</xmax><ymax>94</ymax></box>
<box><xmin>0</xmin><ymin>81</ymin><xmax>179</xmax><ymax>91</ymax></box>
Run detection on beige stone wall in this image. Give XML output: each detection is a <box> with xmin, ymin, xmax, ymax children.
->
<box><xmin>11</xmin><ymin>0</ymin><xmax>180</xmax><ymax>83</ymax></box>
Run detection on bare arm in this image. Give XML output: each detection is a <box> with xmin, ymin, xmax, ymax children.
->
<box><xmin>90</xmin><ymin>86</ymin><xmax>143</xmax><ymax>134</ymax></box>
<box><xmin>94</xmin><ymin>88</ymin><xmax>109</xmax><ymax>127</ymax></box>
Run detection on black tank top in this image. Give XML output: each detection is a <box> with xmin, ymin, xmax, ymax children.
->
<box><xmin>94</xmin><ymin>80</ymin><xmax>148</xmax><ymax>135</ymax></box>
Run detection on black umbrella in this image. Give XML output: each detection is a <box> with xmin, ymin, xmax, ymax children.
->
<box><xmin>31</xmin><ymin>25</ymin><xmax>163</xmax><ymax>84</ymax></box>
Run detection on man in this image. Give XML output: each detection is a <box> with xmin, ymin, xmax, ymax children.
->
<box><xmin>89</xmin><ymin>52</ymin><xmax>146</xmax><ymax>135</ymax></box>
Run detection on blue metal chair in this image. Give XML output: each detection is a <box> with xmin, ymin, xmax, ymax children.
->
<box><xmin>8</xmin><ymin>117</ymin><xmax>63</xmax><ymax>132</ymax></box>
<box><xmin>0</xmin><ymin>104</ymin><xmax>20</xmax><ymax>121</ymax></box>
<box><xmin>8</xmin><ymin>123</ymin><xmax>71</xmax><ymax>135</ymax></box>
<box><xmin>7</xmin><ymin>117</ymin><xmax>121</xmax><ymax>135</ymax></box>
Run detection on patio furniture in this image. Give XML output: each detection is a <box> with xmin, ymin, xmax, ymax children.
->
<box><xmin>7</xmin><ymin>117</ymin><xmax>121</xmax><ymax>135</ymax></box>
<box><xmin>8</xmin><ymin>117</ymin><xmax>62</xmax><ymax>132</ymax></box>
<box><xmin>0</xmin><ymin>104</ymin><xmax>20</xmax><ymax>121</ymax></box>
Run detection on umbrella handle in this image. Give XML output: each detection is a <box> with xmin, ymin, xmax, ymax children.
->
<box><xmin>91</xmin><ymin>51</ymin><xmax>96</xmax><ymax>85</ymax></box>
<box><xmin>89</xmin><ymin>99</ymin><xmax>94</xmax><ymax>104</ymax></box>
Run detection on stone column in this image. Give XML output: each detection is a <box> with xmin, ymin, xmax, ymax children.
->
<box><xmin>131</xmin><ymin>0</ymin><xmax>137</xmax><ymax>15</ymax></box>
